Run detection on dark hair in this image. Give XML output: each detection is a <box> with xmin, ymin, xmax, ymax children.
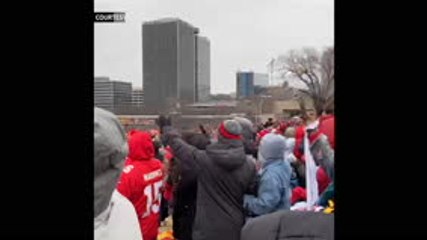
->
<box><xmin>263</xmin><ymin>122</ymin><xmax>273</xmax><ymax>128</ymax></box>
<box><xmin>182</xmin><ymin>132</ymin><xmax>211</xmax><ymax>150</ymax></box>
<box><xmin>325</xmin><ymin>109</ymin><xmax>334</xmax><ymax>114</ymax></box>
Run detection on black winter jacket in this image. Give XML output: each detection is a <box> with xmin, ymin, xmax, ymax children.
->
<box><xmin>163</xmin><ymin>127</ymin><xmax>257</xmax><ymax>240</ymax></box>
<box><xmin>241</xmin><ymin>210</ymin><xmax>334</xmax><ymax>240</ymax></box>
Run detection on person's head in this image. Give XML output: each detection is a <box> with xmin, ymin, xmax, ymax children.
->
<box><xmin>94</xmin><ymin>107</ymin><xmax>128</xmax><ymax>217</ymax></box>
<box><xmin>182</xmin><ymin>132</ymin><xmax>211</xmax><ymax>150</ymax></box>
<box><xmin>284</xmin><ymin>137</ymin><xmax>296</xmax><ymax>154</ymax></box>
<box><xmin>284</xmin><ymin>127</ymin><xmax>296</xmax><ymax>138</ymax></box>
<box><xmin>264</xmin><ymin>121</ymin><xmax>273</xmax><ymax>129</ymax></box>
<box><xmin>234</xmin><ymin>117</ymin><xmax>255</xmax><ymax>141</ymax></box>
<box><xmin>127</xmin><ymin>130</ymin><xmax>155</xmax><ymax>160</ymax></box>
<box><xmin>259</xmin><ymin>133</ymin><xmax>286</xmax><ymax>162</ymax></box>
<box><xmin>149</xmin><ymin>129</ymin><xmax>160</xmax><ymax>138</ymax></box>
<box><xmin>217</xmin><ymin>119</ymin><xmax>243</xmax><ymax>143</ymax></box>
<box><xmin>291</xmin><ymin>116</ymin><xmax>303</xmax><ymax>126</ymax></box>
<box><xmin>305</xmin><ymin>109</ymin><xmax>318</xmax><ymax>123</ymax></box>
<box><xmin>306</xmin><ymin>120</ymin><xmax>320</xmax><ymax>138</ymax></box>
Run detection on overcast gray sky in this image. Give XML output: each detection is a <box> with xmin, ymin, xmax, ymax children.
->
<box><xmin>95</xmin><ymin>0</ymin><xmax>334</xmax><ymax>94</ymax></box>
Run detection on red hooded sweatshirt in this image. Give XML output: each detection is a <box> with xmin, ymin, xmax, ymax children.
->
<box><xmin>117</xmin><ymin>130</ymin><xmax>164</xmax><ymax>240</ymax></box>
<box><xmin>319</xmin><ymin>115</ymin><xmax>335</xmax><ymax>149</ymax></box>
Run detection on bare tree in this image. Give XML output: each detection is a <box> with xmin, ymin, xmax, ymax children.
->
<box><xmin>278</xmin><ymin>47</ymin><xmax>334</xmax><ymax>113</ymax></box>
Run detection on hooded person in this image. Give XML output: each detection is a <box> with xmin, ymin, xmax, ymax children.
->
<box><xmin>255</xmin><ymin>127</ymin><xmax>274</xmax><ymax>173</ymax></box>
<box><xmin>317</xmin><ymin>113</ymin><xmax>334</xmax><ymax>196</ymax></box>
<box><xmin>300</xmin><ymin>119</ymin><xmax>335</xmax><ymax>209</ymax></box>
<box><xmin>307</xmin><ymin>122</ymin><xmax>334</xmax><ymax>181</ymax></box>
<box><xmin>319</xmin><ymin>114</ymin><xmax>334</xmax><ymax>149</ymax></box>
<box><xmin>117</xmin><ymin>130</ymin><xmax>164</xmax><ymax>240</ymax></box>
<box><xmin>94</xmin><ymin>107</ymin><xmax>142</xmax><ymax>240</ymax></box>
<box><xmin>244</xmin><ymin>133</ymin><xmax>292</xmax><ymax>217</ymax></box>
<box><xmin>158</xmin><ymin>116</ymin><xmax>257</xmax><ymax>240</ymax></box>
<box><xmin>309</xmin><ymin>117</ymin><xmax>334</xmax><ymax>207</ymax></box>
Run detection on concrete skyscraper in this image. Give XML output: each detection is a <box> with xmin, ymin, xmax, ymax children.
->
<box><xmin>196</xmin><ymin>36</ymin><xmax>210</xmax><ymax>102</ymax></box>
<box><xmin>143</xmin><ymin>18</ymin><xmax>199</xmax><ymax>112</ymax></box>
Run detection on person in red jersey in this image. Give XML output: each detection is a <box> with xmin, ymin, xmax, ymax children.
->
<box><xmin>117</xmin><ymin>130</ymin><xmax>164</xmax><ymax>240</ymax></box>
<box><xmin>318</xmin><ymin>113</ymin><xmax>334</xmax><ymax>150</ymax></box>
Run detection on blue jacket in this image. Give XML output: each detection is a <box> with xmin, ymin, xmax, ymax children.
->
<box><xmin>244</xmin><ymin>133</ymin><xmax>292</xmax><ymax>216</ymax></box>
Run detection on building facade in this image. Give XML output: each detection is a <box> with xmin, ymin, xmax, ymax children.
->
<box><xmin>196</xmin><ymin>36</ymin><xmax>211</xmax><ymax>102</ymax></box>
<box><xmin>236</xmin><ymin>71</ymin><xmax>255</xmax><ymax>99</ymax></box>
<box><xmin>131</xmin><ymin>88</ymin><xmax>144</xmax><ymax>107</ymax></box>
<box><xmin>94</xmin><ymin>77</ymin><xmax>132</xmax><ymax>114</ymax></box>
<box><xmin>254</xmin><ymin>73</ymin><xmax>269</xmax><ymax>87</ymax></box>
<box><xmin>143</xmin><ymin>18</ymin><xmax>199</xmax><ymax>112</ymax></box>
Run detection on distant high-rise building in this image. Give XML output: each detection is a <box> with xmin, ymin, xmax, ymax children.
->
<box><xmin>94</xmin><ymin>77</ymin><xmax>113</xmax><ymax>111</ymax></box>
<box><xmin>143</xmin><ymin>18</ymin><xmax>200</xmax><ymax>112</ymax></box>
<box><xmin>196</xmin><ymin>36</ymin><xmax>210</xmax><ymax>102</ymax></box>
<box><xmin>131</xmin><ymin>88</ymin><xmax>144</xmax><ymax>107</ymax></box>
<box><xmin>94</xmin><ymin>77</ymin><xmax>132</xmax><ymax>114</ymax></box>
<box><xmin>254</xmin><ymin>73</ymin><xmax>269</xmax><ymax>87</ymax></box>
<box><xmin>236</xmin><ymin>71</ymin><xmax>255</xmax><ymax>99</ymax></box>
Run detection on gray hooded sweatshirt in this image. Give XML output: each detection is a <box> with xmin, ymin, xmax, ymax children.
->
<box><xmin>94</xmin><ymin>107</ymin><xmax>142</xmax><ymax>240</ymax></box>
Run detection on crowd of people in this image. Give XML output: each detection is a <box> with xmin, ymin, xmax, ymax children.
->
<box><xmin>94</xmin><ymin>106</ymin><xmax>334</xmax><ymax>240</ymax></box>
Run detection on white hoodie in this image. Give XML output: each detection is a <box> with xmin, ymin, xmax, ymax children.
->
<box><xmin>95</xmin><ymin>190</ymin><xmax>143</xmax><ymax>240</ymax></box>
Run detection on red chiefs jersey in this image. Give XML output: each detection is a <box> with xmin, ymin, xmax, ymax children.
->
<box><xmin>117</xmin><ymin>130</ymin><xmax>164</xmax><ymax>240</ymax></box>
<box><xmin>319</xmin><ymin>115</ymin><xmax>335</xmax><ymax>149</ymax></box>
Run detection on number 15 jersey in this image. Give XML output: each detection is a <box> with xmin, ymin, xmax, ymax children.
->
<box><xmin>117</xmin><ymin>130</ymin><xmax>164</xmax><ymax>240</ymax></box>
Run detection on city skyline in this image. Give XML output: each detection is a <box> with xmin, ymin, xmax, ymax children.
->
<box><xmin>95</xmin><ymin>0</ymin><xmax>334</xmax><ymax>94</ymax></box>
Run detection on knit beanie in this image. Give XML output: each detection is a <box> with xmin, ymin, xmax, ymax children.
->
<box><xmin>218</xmin><ymin>119</ymin><xmax>242</xmax><ymax>140</ymax></box>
